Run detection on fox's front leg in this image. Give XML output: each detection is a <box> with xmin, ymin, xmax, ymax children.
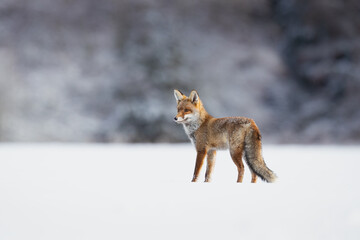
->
<box><xmin>205</xmin><ymin>150</ymin><xmax>216</xmax><ymax>182</ymax></box>
<box><xmin>192</xmin><ymin>150</ymin><xmax>207</xmax><ymax>182</ymax></box>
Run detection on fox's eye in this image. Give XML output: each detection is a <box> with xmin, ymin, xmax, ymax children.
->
<box><xmin>185</xmin><ymin>109</ymin><xmax>191</xmax><ymax>113</ymax></box>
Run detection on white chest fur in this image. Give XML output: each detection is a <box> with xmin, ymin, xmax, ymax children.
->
<box><xmin>183</xmin><ymin>122</ymin><xmax>200</xmax><ymax>145</ymax></box>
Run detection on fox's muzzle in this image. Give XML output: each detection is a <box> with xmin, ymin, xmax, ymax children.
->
<box><xmin>174</xmin><ymin>116</ymin><xmax>185</xmax><ymax>123</ymax></box>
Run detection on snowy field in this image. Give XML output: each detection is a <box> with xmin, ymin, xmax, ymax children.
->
<box><xmin>0</xmin><ymin>144</ymin><xmax>360</xmax><ymax>240</ymax></box>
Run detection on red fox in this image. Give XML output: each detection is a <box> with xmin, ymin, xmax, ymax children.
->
<box><xmin>174</xmin><ymin>89</ymin><xmax>276</xmax><ymax>183</ymax></box>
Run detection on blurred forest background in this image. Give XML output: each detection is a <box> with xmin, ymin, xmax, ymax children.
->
<box><xmin>0</xmin><ymin>0</ymin><xmax>360</xmax><ymax>143</ymax></box>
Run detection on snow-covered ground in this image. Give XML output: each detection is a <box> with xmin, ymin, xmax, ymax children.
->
<box><xmin>0</xmin><ymin>144</ymin><xmax>359</xmax><ymax>240</ymax></box>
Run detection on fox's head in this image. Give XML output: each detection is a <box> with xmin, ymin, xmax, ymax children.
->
<box><xmin>173</xmin><ymin>89</ymin><xmax>202</xmax><ymax>124</ymax></box>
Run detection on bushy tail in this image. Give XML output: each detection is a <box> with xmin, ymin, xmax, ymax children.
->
<box><xmin>244</xmin><ymin>122</ymin><xmax>277</xmax><ymax>183</ymax></box>
<box><xmin>245</xmin><ymin>155</ymin><xmax>277</xmax><ymax>183</ymax></box>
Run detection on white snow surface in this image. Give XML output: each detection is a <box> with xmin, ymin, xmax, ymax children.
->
<box><xmin>0</xmin><ymin>144</ymin><xmax>360</xmax><ymax>240</ymax></box>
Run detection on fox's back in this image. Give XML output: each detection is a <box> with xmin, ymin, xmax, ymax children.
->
<box><xmin>199</xmin><ymin>117</ymin><xmax>254</xmax><ymax>150</ymax></box>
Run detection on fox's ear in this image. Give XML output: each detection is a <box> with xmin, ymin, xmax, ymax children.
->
<box><xmin>174</xmin><ymin>89</ymin><xmax>185</xmax><ymax>103</ymax></box>
<box><xmin>189</xmin><ymin>90</ymin><xmax>199</xmax><ymax>104</ymax></box>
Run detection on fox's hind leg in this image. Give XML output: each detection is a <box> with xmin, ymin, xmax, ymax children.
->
<box><xmin>230</xmin><ymin>145</ymin><xmax>245</xmax><ymax>183</ymax></box>
<box><xmin>244</xmin><ymin>154</ymin><xmax>257</xmax><ymax>182</ymax></box>
<box><xmin>205</xmin><ymin>150</ymin><xmax>216</xmax><ymax>182</ymax></box>
<box><xmin>251</xmin><ymin>171</ymin><xmax>257</xmax><ymax>183</ymax></box>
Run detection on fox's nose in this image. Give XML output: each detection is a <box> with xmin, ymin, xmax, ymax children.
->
<box><xmin>174</xmin><ymin>117</ymin><xmax>178</xmax><ymax>121</ymax></box>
